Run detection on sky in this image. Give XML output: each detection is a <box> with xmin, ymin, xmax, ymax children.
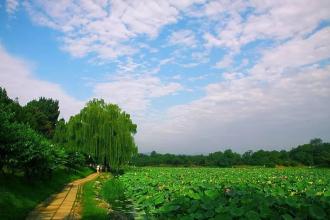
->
<box><xmin>0</xmin><ymin>0</ymin><xmax>330</xmax><ymax>154</ymax></box>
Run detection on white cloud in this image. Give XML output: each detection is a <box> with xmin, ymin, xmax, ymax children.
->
<box><xmin>8</xmin><ymin>0</ymin><xmax>330</xmax><ymax>62</ymax></box>
<box><xmin>203</xmin><ymin>32</ymin><xmax>223</xmax><ymax>48</ymax></box>
<box><xmin>251</xmin><ymin>27</ymin><xmax>330</xmax><ymax>80</ymax></box>
<box><xmin>0</xmin><ymin>45</ymin><xmax>84</xmax><ymax>119</ymax></box>
<box><xmin>215</xmin><ymin>53</ymin><xmax>234</xmax><ymax>69</ymax></box>
<box><xmin>5</xmin><ymin>0</ymin><xmax>19</xmax><ymax>14</ymax></box>
<box><xmin>188</xmin><ymin>0</ymin><xmax>246</xmax><ymax>19</ymax></box>
<box><xmin>3</xmin><ymin>0</ymin><xmax>330</xmax><ymax>154</ymax></box>
<box><xmin>243</xmin><ymin>0</ymin><xmax>330</xmax><ymax>41</ymax></box>
<box><xmin>0</xmin><ymin>45</ymin><xmax>183</xmax><ymax>125</ymax></box>
<box><xmin>204</xmin><ymin>0</ymin><xmax>330</xmax><ymax>68</ymax></box>
<box><xmin>137</xmin><ymin>26</ymin><xmax>330</xmax><ymax>153</ymax></box>
<box><xmin>21</xmin><ymin>0</ymin><xmax>204</xmax><ymax>61</ymax></box>
<box><xmin>143</xmin><ymin>65</ymin><xmax>330</xmax><ymax>153</ymax></box>
<box><xmin>168</xmin><ymin>29</ymin><xmax>197</xmax><ymax>47</ymax></box>
<box><xmin>93</xmin><ymin>74</ymin><xmax>182</xmax><ymax>115</ymax></box>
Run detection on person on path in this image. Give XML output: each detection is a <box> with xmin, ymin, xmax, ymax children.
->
<box><xmin>96</xmin><ymin>165</ymin><xmax>100</xmax><ymax>173</ymax></box>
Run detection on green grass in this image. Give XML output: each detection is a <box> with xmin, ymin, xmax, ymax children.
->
<box><xmin>0</xmin><ymin>167</ymin><xmax>93</xmax><ymax>220</ymax></box>
<box><xmin>81</xmin><ymin>175</ymin><xmax>109</xmax><ymax>220</ymax></box>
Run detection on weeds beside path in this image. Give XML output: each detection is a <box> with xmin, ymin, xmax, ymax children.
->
<box><xmin>81</xmin><ymin>173</ymin><xmax>111</xmax><ymax>220</ymax></box>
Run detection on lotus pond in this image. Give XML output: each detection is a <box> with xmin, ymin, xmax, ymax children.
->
<box><xmin>106</xmin><ymin>167</ymin><xmax>330</xmax><ymax>219</ymax></box>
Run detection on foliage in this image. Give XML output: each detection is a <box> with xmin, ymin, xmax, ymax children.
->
<box><xmin>0</xmin><ymin>101</ymin><xmax>65</xmax><ymax>178</ymax></box>
<box><xmin>0</xmin><ymin>87</ymin><xmax>82</xmax><ymax>178</ymax></box>
<box><xmin>23</xmin><ymin>97</ymin><xmax>60</xmax><ymax>138</ymax></box>
<box><xmin>0</xmin><ymin>103</ymin><xmax>20</xmax><ymax>171</ymax></box>
<box><xmin>290</xmin><ymin>139</ymin><xmax>330</xmax><ymax>167</ymax></box>
<box><xmin>81</xmin><ymin>175</ymin><xmax>109</xmax><ymax>220</ymax></box>
<box><xmin>65</xmin><ymin>151</ymin><xmax>87</xmax><ymax>170</ymax></box>
<box><xmin>1</xmin><ymin>86</ymin><xmax>138</xmax><ymax>179</ymax></box>
<box><xmin>132</xmin><ymin>139</ymin><xmax>330</xmax><ymax>167</ymax></box>
<box><xmin>0</xmin><ymin>167</ymin><xmax>93</xmax><ymax>220</ymax></box>
<box><xmin>13</xmin><ymin>126</ymin><xmax>67</xmax><ymax>179</ymax></box>
<box><xmin>101</xmin><ymin>178</ymin><xmax>125</xmax><ymax>204</ymax></box>
<box><xmin>117</xmin><ymin>167</ymin><xmax>330</xmax><ymax>220</ymax></box>
<box><xmin>0</xmin><ymin>88</ymin><xmax>60</xmax><ymax>139</ymax></box>
<box><xmin>0</xmin><ymin>88</ymin><xmax>24</xmax><ymax>122</ymax></box>
<box><xmin>52</xmin><ymin>118</ymin><xmax>67</xmax><ymax>145</ymax></box>
<box><xmin>208</xmin><ymin>149</ymin><xmax>241</xmax><ymax>167</ymax></box>
<box><xmin>53</xmin><ymin>99</ymin><xmax>138</xmax><ymax>169</ymax></box>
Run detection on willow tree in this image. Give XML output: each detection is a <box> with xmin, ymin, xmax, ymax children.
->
<box><xmin>53</xmin><ymin>99</ymin><xmax>137</xmax><ymax>169</ymax></box>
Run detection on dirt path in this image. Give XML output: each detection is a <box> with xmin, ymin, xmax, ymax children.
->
<box><xmin>26</xmin><ymin>173</ymin><xmax>99</xmax><ymax>220</ymax></box>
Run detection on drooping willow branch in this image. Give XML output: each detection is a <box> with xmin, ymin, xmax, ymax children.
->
<box><xmin>53</xmin><ymin>99</ymin><xmax>137</xmax><ymax>169</ymax></box>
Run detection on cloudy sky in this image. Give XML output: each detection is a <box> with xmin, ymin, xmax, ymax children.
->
<box><xmin>1</xmin><ymin>0</ymin><xmax>330</xmax><ymax>154</ymax></box>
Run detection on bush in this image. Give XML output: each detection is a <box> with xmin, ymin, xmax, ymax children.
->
<box><xmin>65</xmin><ymin>151</ymin><xmax>86</xmax><ymax>170</ymax></box>
<box><xmin>12</xmin><ymin>125</ymin><xmax>66</xmax><ymax>179</ymax></box>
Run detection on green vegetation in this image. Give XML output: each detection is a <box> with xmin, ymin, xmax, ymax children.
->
<box><xmin>82</xmin><ymin>173</ymin><xmax>137</xmax><ymax>220</ymax></box>
<box><xmin>0</xmin><ymin>87</ymin><xmax>69</xmax><ymax>178</ymax></box>
<box><xmin>22</xmin><ymin>97</ymin><xmax>60</xmax><ymax>138</ymax></box>
<box><xmin>0</xmin><ymin>86</ymin><xmax>138</xmax><ymax>218</ymax></box>
<box><xmin>0</xmin><ymin>167</ymin><xmax>93</xmax><ymax>220</ymax></box>
<box><xmin>111</xmin><ymin>167</ymin><xmax>330</xmax><ymax>219</ymax></box>
<box><xmin>53</xmin><ymin>99</ymin><xmax>138</xmax><ymax>170</ymax></box>
<box><xmin>1</xmin><ymin>87</ymin><xmax>138</xmax><ymax>178</ymax></box>
<box><xmin>132</xmin><ymin>139</ymin><xmax>330</xmax><ymax>167</ymax></box>
<box><xmin>0</xmin><ymin>87</ymin><xmax>94</xmax><ymax>219</ymax></box>
<box><xmin>101</xmin><ymin>178</ymin><xmax>125</xmax><ymax>204</ymax></box>
<box><xmin>81</xmin><ymin>174</ymin><xmax>110</xmax><ymax>220</ymax></box>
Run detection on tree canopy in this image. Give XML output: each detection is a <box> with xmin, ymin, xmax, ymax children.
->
<box><xmin>0</xmin><ymin>88</ymin><xmax>66</xmax><ymax>178</ymax></box>
<box><xmin>53</xmin><ymin>99</ymin><xmax>138</xmax><ymax>169</ymax></box>
<box><xmin>23</xmin><ymin>97</ymin><xmax>60</xmax><ymax>138</ymax></box>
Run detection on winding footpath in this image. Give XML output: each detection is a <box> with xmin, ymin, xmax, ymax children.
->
<box><xmin>26</xmin><ymin>173</ymin><xmax>98</xmax><ymax>220</ymax></box>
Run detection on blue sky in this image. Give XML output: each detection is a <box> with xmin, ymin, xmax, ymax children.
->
<box><xmin>1</xmin><ymin>0</ymin><xmax>330</xmax><ymax>154</ymax></box>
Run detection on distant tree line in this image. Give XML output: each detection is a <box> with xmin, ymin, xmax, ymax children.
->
<box><xmin>0</xmin><ymin>87</ymin><xmax>137</xmax><ymax>179</ymax></box>
<box><xmin>132</xmin><ymin>139</ymin><xmax>330</xmax><ymax>168</ymax></box>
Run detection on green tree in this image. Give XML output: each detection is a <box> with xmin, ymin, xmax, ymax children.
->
<box><xmin>53</xmin><ymin>118</ymin><xmax>67</xmax><ymax>145</ymax></box>
<box><xmin>0</xmin><ymin>87</ymin><xmax>68</xmax><ymax>178</ymax></box>
<box><xmin>0</xmin><ymin>88</ymin><xmax>24</xmax><ymax>122</ymax></box>
<box><xmin>290</xmin><ymin>143</ymin><xmax>314</xmax><ymax>166</ymax></box>
<box><xmin>310</xmin><ymin>138</ymin><xmax>322</xmax><ymax>146</ymax></box>
<box><xmin>0</xmin><ymin>102</ymin><xmax>65</xmax><ymax>177</ymax></box>
<box><xmin>23</xmin><ymin>97</ymin><xmax>60</xmax><ymax>138</ymax></box>
<box><xmin>56</xmin><ymin>99</ymin><xmax>138</xmax><ymax>169</ymax></box>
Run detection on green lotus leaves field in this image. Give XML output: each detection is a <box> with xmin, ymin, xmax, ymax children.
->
<box><xmin>116</xmin><ymin>167</ymin><xmax>330</xmax><ymax>219</ymax></box>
